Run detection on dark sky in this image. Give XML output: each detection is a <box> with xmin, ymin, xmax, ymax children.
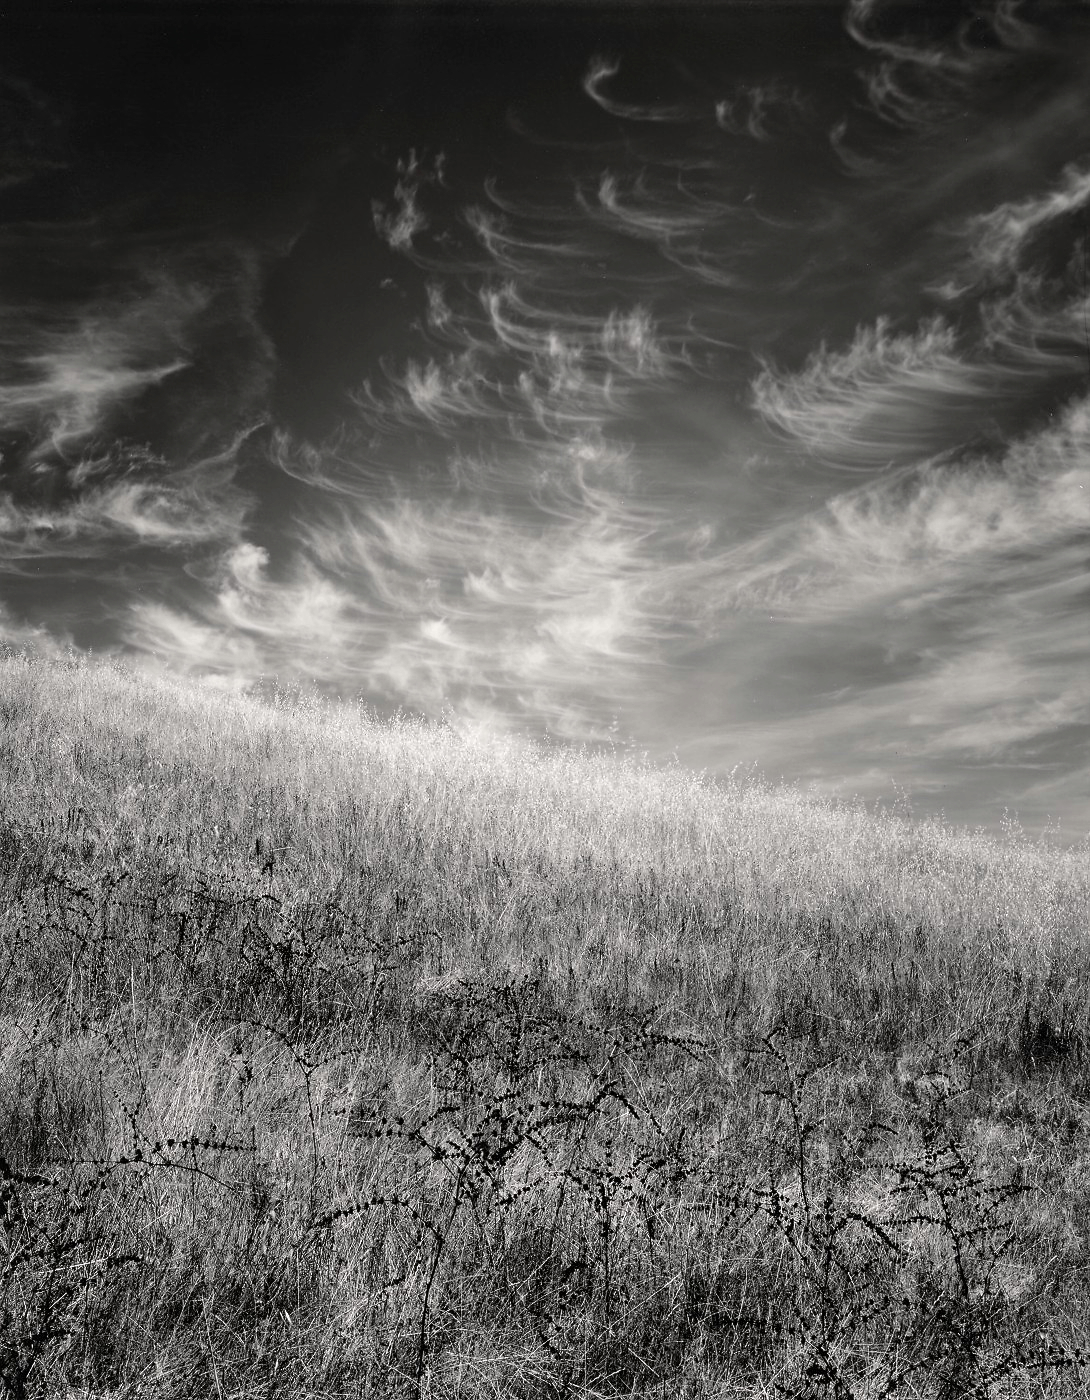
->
<box><xmin>2</xmin><ymin>0</ymin><xmax>1089</xmax><ymax>839</ymax></box>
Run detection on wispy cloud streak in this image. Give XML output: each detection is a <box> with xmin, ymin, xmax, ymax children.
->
<box><xmin>752</xmin><ymin>317</ymin><xmax>995</xmax><ymax>469</ymax></box>
<box><xmin>583</xmin><ymin>57</ymin><xmax>694</xmax><ymax>124</ymax></box>
<box><xmin>0</xmin><ymin>277</ymin><xmax>196</xmax><ymax>456</ymax></box>
<box><xmin>715</xmin><ymin>81</ymin><xmax>807</xmax><ymax>142</ymax></box>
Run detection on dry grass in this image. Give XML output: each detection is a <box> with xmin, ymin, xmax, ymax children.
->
<box><xmin>1</xmin><ymin>650</ymin><xmax>1089</xmax><ymax>1399</ymax></box>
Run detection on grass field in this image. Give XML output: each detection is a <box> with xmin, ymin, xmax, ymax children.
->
<box><xmin>1</xmin><ymin>651</ymin><xmax>1089</xmax><ymax>1399</ymax></box>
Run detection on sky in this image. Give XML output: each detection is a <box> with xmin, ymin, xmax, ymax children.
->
<box><xmin>1</xmin><ymin>0</ymin><xmax>1089</xmax><ymax>839</ymax></box>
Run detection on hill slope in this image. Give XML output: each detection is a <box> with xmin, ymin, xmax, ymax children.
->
<box><xmin>2</xmin><ymin>654</ymin><xmax>1089</xmax><ymax>1398</ymax></box>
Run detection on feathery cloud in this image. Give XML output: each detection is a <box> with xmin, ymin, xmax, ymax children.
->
<box><xmin>752</xmin><ymin>317</ymin><xmax>995</xmax><ymax>468</ymax></box>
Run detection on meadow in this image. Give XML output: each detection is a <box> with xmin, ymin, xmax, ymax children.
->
<box><xmin>1</xmin><ymin>651</ymin><xmax>1089</xmax><ymax>1399</ymax></box>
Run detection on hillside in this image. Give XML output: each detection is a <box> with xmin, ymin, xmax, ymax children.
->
<box><xmin>1</xmin><ymin>653</ymin><xmax>1089</xmax><ymax>1399</ymax></box>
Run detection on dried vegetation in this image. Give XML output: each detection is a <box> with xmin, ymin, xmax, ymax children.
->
<box><xmin>1</xmin><ymin>653</ymin><xmax>1089</xmax><ymax>1398</ymax></box>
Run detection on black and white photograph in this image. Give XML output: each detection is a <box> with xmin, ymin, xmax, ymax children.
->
<box><xmin>1</xmin><ymin>0</ymin><xmax>1089</xmax><ymax>1394</ymax></box>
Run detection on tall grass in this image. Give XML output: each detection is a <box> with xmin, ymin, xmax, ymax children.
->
<box><xmin>1</xmin><ymin>651</ymin><xmax>1088</xmax><ymax>1398</ymax></box>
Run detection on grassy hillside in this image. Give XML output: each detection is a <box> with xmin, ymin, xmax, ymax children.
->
<box><xmin>1</xmin><ymin>652</ymin><xmax>1089</xmax><ymax>1399</ymax></box>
